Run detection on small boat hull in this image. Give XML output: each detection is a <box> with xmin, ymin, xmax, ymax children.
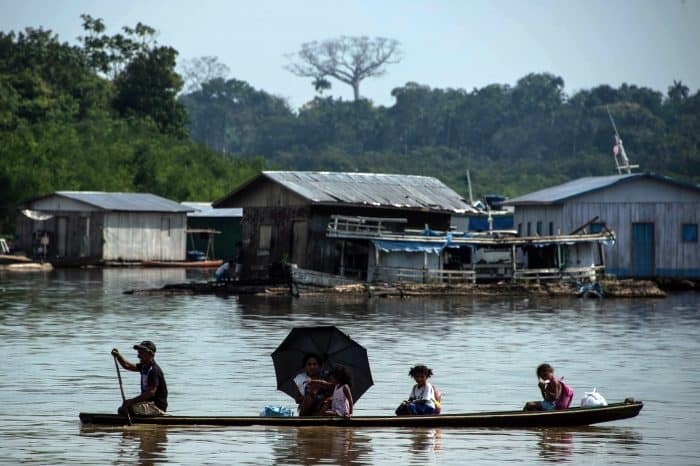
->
<box><xmin>141</xmin><ymin>260</ymin><xmax>224</xmax><ymax>268</ymax></box>
<box><xmin>80</xmin><ymin>400</ymin><xmax>642</xmax><ymax>428</ymax></box>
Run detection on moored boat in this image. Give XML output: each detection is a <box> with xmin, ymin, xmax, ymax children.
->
<box><xmin>80</xmin><ymin>399</ymin><xmax>642</xmax><ymax>428</ymax></box>
<box><xmin>141</xmin><ymin>259</ymin><xmax>224</xmax><ymax>268</ymax></box>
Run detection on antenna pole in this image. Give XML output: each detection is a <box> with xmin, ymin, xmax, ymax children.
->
<box><xmin>466</xmin><ymin>169</ymin><xmax>474</xmax><ymax>206</ymax></box>
<box><xmin>606</xmin><ymin>106</ymin><xmax>638</xmax><ymax>175</ymax></box>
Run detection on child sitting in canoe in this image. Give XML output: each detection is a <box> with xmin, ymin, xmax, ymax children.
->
<box><xmin>307</xmin><ymin>365</ymin><xmax>353</xmax><ymax>418</ymax></box>
<box><xmin>524</xmin><ymin>363</ymin><xmax>574</xmax><ymax>411</ymax></box>
<box><xmin>395</xmin><ymin>365</ymin><xmax>441</xmax><ymax>416</ymax></box>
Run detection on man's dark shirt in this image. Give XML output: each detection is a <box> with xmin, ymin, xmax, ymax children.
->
<box><xmin>136</xmin><ymin>361</ymin><xmax>168</xmax><ymax>411</ymax></box>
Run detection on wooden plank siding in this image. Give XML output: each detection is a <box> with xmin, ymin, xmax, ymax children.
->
<box><xmin>514</xmin><ymin>177</ymin><xmax>700</xmax><ymax>278</ymax></box>
<box><xmin>239</xmin><ymin>204</ymin><xmax>455</xmax><ymax>280</ymax></box>
<box><xmin>15</xmin><ymin>212</ymin><xmax>104</xmax><ymax>260</ymax></box>
<box><xmin>102</xmin><ymin>212</ymin><xmax>187</xmax><ymax>261</ymax></box>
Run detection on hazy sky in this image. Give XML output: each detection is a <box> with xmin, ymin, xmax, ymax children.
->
<box><xmin>2</xmin><ymin>0</ymin><xmax>699</xmax><ymax>108</ymax></box>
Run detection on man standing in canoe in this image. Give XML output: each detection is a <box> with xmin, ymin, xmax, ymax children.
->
<box><xmin>111</xmin><ymin>341</ymin><xmax>168</xmax><ymax>416</ymax></box>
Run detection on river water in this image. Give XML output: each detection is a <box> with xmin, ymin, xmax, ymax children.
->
<box><xmin>0</xmin><ymin>268</ymin><xmax>698</xmax><ymax>465</ymax></box>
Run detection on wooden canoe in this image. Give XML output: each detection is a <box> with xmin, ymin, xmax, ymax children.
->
<box><xmin>141</xmin><ymin>260</ymin><xmax>223</xmax><ymax>268</ymax></box>
<box><xmin>79</xmin><ymin>400</ymin><xmax>642</xmax><ymax>428</ymax></box>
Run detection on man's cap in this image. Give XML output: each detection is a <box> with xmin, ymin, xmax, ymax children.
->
<box><xmin>133</xmin><ymin>340</ymin><xmax>156</xmax><ymax>354</ymax></box>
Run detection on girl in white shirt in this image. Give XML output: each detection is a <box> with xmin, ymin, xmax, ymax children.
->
<box><xmin>396</xmin><ymin>365</ymin><xmax>439</xmax><ymax>415</ymax></box>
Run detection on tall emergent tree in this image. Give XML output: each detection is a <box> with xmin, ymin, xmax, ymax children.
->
<box><xmin>179</xmin><ymin>55</ymin><xmax>231</xmax><ymax>93</ymax></box>
<box><xmin>286</xmin><ymin>36</ymin><xmax>402</xmax><ymax>101</ymax></box>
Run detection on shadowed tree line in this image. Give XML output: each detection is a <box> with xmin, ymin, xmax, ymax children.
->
<box><xmin>0</xmin><ymin>17</ymin><xmax>262</xmax><ymax>233</ymax></box>
<box><xmin>182</xmin><ymin>68</ymin><xmax>700</xmax><ymax>199</ymax></box>
<box><xmin>2</xmin><ymin>16</ymin><xmax>699</xmax><ymax>234</ymax></box>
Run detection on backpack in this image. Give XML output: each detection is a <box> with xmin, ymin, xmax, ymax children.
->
<box><xmin>432</xmin><ymin>385</ymin><xmax>442</xmax><ymax>415</ymax></box>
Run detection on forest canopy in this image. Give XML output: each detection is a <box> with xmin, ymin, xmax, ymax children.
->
<box><xmin>0</xmin><ymin>18</ymin><xmax>262</xmax><ymax>232</ymax></box>
<box><xmin>181</xmin><ymin>73</ymin><xmax>700</xmax><ymax>201</ymax></box>
<box><xmin>2</xmin><ymin>16</ymin><xmax>699</xmax><ymax>234</ymax></box>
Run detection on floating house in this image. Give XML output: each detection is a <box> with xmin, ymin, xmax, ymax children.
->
<box><xmin>213</xmin><ymin>171</ymin><xmax>476</xmax><ymax>280</ymax></box>
<box><xmin>325</xmin><ymin>215</ymin><xmax>612</xmax><ymax>284</ymax></box>
<box><xmin>503</xmin><ymin>173</ymin><xmax>700</xmax><ymax>279</ymax></box>
<box><xmin>16</xmin><ymin>191</ymin><xmax>192</xmax><ymax>264</ymax></box>
<box><xmin>181</xmin><ymin>202</ymin><xmax>242</xmax><ymax>260</ymax></box>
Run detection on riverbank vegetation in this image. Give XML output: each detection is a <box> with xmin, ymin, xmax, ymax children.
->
<box><xmin>2</xmin><ymin>15</ymin><xmax>699</xmax><ymax>234</ymax></box>
<box><xmin>0</xmin><ymin>17</ymin><xmax>262</xmax><ymax>233</ymax></box>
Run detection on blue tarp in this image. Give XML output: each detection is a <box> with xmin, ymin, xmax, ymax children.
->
<box><xmin>468</xmin><ymin>215</ymin><xmax>514</xmax><ymax>231</ymax></box>
<box><xmin>372</xmin><ymin>239</ymin><xmax>447</xmax><ymax>254</ymax></box>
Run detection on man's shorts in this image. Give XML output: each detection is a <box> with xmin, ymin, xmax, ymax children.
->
<box><xmin>131</xmin><ymin>401</ymin><xmax>166</xmax><ymax>416</ymax></box>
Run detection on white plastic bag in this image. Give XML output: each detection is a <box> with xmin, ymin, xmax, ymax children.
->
<box><xmin>580</xmin><ymin>388</ymin><xmax>608</xmax><ymax>408</ymax></box>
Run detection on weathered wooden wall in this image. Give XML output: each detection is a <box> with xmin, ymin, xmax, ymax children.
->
<box><xmin>514</xmin><ymin>178</ymin><xmax>700</xmax><ymax>278</ymax></box>
<box><xmin>239</xmin><ymin>206</ymin><xmax>311</xmax><ymax>279</ymax></box>
<box><xmin>218</xmin><ymin>178</ymin><xmax>308</xmax><ymax>208</ymax></box>
<box><xmin>102</xmin><ymin>213</ymin><xmax>187</xmax><ymax>261</ymax></box>
<box><xmin>15</xmin><ymin>211</ymin><xmax>104</xmax><ymax>260</ymax></box>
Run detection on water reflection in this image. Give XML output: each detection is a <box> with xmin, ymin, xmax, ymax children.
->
<box><xmin>120</xmin><ymin>427</ymin><xmax>169</xmax><ymax>466</ymax></box>
<box><xmin>271</xmin><ymin>427</ymin><xmax>372</xmax><ymax>465</ymax></box>
<box><xmin>537</xmin><ymin>428</ymin><xmax>574</xmax><ymax>461</ymax></box>
<box><xmin>409</xmin><ymin>428</ymin><xmax>442</xmax><ymax>455</ymax></box>
<box><xmin>2</xmin><ymin>270</ymin><xmax>698</xmax><ymax>465</ymax></box>
<box><xmin>80</xmin><ymin>426</ymin><xmax>168</xmax><ymax>466</ymax></box>
<box><xmin>536</xmin><ymin>426</ymin><xmax>643</xmax><ymax>462</ymax></box>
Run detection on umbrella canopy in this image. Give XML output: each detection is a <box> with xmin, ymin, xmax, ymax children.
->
<box><xmin>271</xmin><ymin>326</ymin><xmax>374</xmax><ymax>402</ymax></box>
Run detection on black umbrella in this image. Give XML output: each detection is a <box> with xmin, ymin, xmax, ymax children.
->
<box><xmin>271</xmin><ymin>326</ymin><xmax>374</xmax><ymax>402</ymax></box>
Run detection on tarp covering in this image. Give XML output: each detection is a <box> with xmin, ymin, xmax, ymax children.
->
<box><xmin>21</xmin><ymin>209</ymin><xmax>53</xmax><ymax>221</ymax></box>
<box><xmin>468</xmin><ymin>215</ymin><xmax>514</xmax><ymax>231</ymax></box>
<box><xmin>372</xmin><ymin>239</ymin><xmax>447</xmax><ymax>254</ymax></box>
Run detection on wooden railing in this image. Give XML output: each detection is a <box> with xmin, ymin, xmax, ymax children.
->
<box><xmin>373</xmin><ymin>266</ymin><xmax>476</xmax><ymax>284</ymax></box>
<box><xmin>373</xmin><ymin>265</ymin><xmax>602</xmax><ymax>285</ymax></box>
<box><xmin>513</xmin><ymin>266</ymin><xmax>604</xmax><ymax>283</ymax></box>
<box><xmin>327</xmin><ymin>215</ymin><xmax>408</xmax><ymax>237</ymax></box>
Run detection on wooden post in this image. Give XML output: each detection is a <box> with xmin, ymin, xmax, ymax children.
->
<box><xmin>556</xmin><ymin>244</ymin><xmax>562</xmax><ymax>280</ymax></box>
<box><xmin>423</xmin><ymin>251</ymin><xmax>428</xmax><ymax>283</ymax></box>
<box><xmin>511</xmin><ymin>245</ymin><xmax>517</xmax><ymax>282</ymax></box>
<box><xmin>340</xmin><ymin>240</ymin><xmax>345</xmax><ymax>276</ymax></box>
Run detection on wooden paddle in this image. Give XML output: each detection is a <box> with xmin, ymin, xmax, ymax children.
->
<box><xmin>113</xmin><ymin>355</ymin><xmax>133</xmax><ymax>426</ymax></box>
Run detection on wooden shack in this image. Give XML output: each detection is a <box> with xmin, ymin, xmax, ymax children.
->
<box><xmin>213</xmin><ymin>171</ymin><xmax>475</xmax><ymax>280</ymax></box>
<box><xmin>503</xmin><ymin>173</ymin><xmax>700</xmax><ymax>279</ymax></box>
<box><xmin>181</xmin><ymin>202</ymin><xmax>242</xmax><ymax>260</ymax></box>
<box><xmin>16</xmin><ymin>191</ymin><xmax>192</xmax><ymax>264</ymax></box>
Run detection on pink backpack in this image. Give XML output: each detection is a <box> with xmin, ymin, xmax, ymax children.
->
<box><xmin>555</xmin><ymin>377</ymin><xmax>574</xmax><ymax>409</ymax></box>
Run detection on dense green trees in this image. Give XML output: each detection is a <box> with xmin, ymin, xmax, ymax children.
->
<box><xmin>3</xmin><ymin>15</ymin><xmax>699</xmax><ymax>235</ymax></box>
<box><xmin>181</xmin><ymin>72</ymin><xmax>700</xmax><ymax>199</ymax></box>
<box><xmin>0</xmin><ymin>20</ymin><xmax>261</xmax><ymax>233</ymax></box>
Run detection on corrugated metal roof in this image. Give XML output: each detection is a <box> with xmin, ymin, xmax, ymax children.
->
<box><xmin>56</xmin><ymin>191</ymin><xmax>192</xmax><ymax>212</ymax></box>
<box><xmin>260</xmin><ymin>171</ymin><xmax>474</xmax><ymax>213</ymax></box>
<box><xmin>503</xmin><ymin>174</ymin><xmax>642</xmax><ymax>205</ymax></box>
<box><xmin>182</xmin><ymin>202</ymin><xmax>243</xmax><ymax>218</ymax></box>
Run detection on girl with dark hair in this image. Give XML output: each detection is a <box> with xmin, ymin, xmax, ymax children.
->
<box><xmin>308</xmin><ymin>365</ymin><xmax>354</xmax><ymax>418</ymax></box>
<box><xmin>396</xmin><ymin>365</ymin><xmax>440</xmax><ymax>416</ymax></box>
<box><xmin>523</xmin><ymin>363</ymin><xmax>574</xmax><ymax>411</ymax></box>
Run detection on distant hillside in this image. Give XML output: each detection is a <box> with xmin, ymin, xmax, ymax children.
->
<box><xmin>2</xmin><ymin>16</ymin><xmax>699</xmax><ymax>234</ymax></box>
<box><xmin>181</xmin><ymin>75</ymin><xmax>700</xmax><ymax>199</ymax></box>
